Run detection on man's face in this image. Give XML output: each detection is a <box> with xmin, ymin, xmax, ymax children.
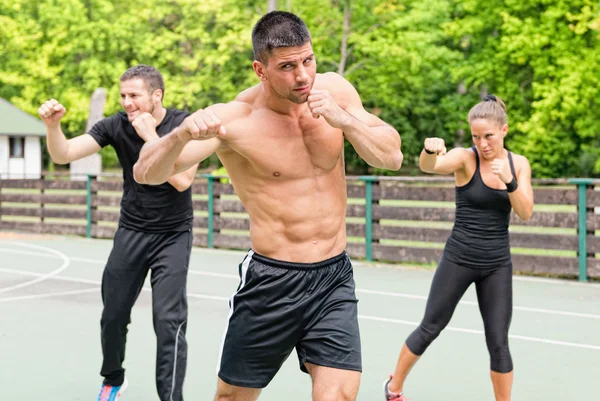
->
<box><xmin>120</xmin><ymin>78</ymin><xmax>160</xmax><ymax>121</ymax></box>
<box><xmin>256</xmin><ymin>42</ymin><xmax>317</xmax><ymax>104</ymax></box>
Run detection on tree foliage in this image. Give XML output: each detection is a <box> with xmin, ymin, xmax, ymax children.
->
<box><xmin>1</xmin><ymin>0</ymin><xmax>599</xmax><ymax>176</ymax></box>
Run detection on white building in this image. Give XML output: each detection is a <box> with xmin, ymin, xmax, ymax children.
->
<box><xmin>0</xmin><ymin>98</ymin><xmax>45</xmax><ymax>179</ymax></box>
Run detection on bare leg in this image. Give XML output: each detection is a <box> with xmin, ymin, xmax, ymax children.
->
<box><xmin>306</xmin><ymin>363</ymin><xmax>360</xmax><ymax>401</ymax></box>
<box><xmin>490</xmin><ymin>370</ymin><xmax>513</xmax><ymax>401</ymax></box>
<box><xmin>388</xmin><ymin>343</ymin><xmax>419</xmax><ymax>393</ymax></box>
<box><xmin>213</xmin><ymin>378</ymin><xmax>261</xmax><ymax>401</ymax></box>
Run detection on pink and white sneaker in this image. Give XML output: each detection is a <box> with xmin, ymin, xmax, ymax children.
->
<box><xmin>383</xmin><ymin>376</ymin><xmax>409</xmax><ymax>400</ymax></box>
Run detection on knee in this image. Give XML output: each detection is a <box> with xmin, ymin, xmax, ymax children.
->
<box><xmin>406</xmin><ymin>323</ymin><xmax>443</xmax><ymax>355</ymax></box>
<box><xmin>316</xmin><ymin>386</ymin><xmax>356</xmax><ymax>401</ymax></box>
<box><xmin>486</xmin><ymin>333</ymin><xmax>508</xmax><ymax>356</ymax></box>
<box><xmin>214</xmin><ymin>379</ymin><xmax>260</xmax><ymax>401</ymax></box>
<box><xmin>214</xmin><ymin>385</ymin><xmax>235</xmax><ymax>401</ymax></box>
<box><xmin>101</xmin><ymin>309</ymin><xmax>130</xmax><ymax>328</ymax></box>
<box><xmin>419</xmin><ymin>322</ymin><xmax>444</xmax><ymax>343</ymax></box>
<box><xmin>486</xmin><ymin>336</ymin><xmax>513</xmax><ymax>373</ymax></box>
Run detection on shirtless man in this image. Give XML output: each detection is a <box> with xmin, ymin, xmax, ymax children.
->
<box><xmin>133</xmin><ymin>11</ymin><xmax>403</xmax><ymax>401</ymax></box>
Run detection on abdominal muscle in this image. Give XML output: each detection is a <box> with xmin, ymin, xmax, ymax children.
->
<box><xmin>238</xmin><ymin>173</ymin><xmax>348</xmax><ymax>263</ymax></box>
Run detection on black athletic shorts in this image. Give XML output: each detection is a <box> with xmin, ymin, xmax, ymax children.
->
<box><xmin>217</xmin><ymin>249</ymin><xmax>362</xmax><ymax>388</ymax></box>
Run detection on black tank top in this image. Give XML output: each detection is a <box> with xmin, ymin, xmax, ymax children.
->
<box><xmin>443</xmin><ymin>147</ymin><xmax>516</xmax><ymax>268</ymax></box>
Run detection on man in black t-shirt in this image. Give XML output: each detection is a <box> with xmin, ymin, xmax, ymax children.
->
<box><xmin>38</xmin><ymin>65</ymin><xmax>198</xmax><ymax>401</ymax></box>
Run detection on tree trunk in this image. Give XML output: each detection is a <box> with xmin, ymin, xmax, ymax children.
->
<box><xmin>268</xmin><ymin>0</ymin><xmax>277</xmax><ymax>12</ymax></box>
<box><xmin>338</xmin><ymin>0</ymin><xmax>351</xmax><ymax>76</ymax></box>
<box><xmin>454</xmin><ymin>81</ymin><xmax>467</xmax><ymax>147</ymax></box>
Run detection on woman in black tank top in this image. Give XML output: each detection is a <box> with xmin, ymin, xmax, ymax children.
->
<box><xmin>384</xmin><ymin>96</ymin><xmax>534</xmax><ymax>401</ymax></box>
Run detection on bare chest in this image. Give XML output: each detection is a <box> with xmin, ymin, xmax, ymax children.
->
<box><xmin>225</xmin><ymin>112</ymin><xmax>344</xmax><ymax>178</ymax></box>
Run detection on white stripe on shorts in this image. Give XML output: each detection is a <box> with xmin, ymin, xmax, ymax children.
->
<box><xmin>216</xmin><ymin>249</ymin><xmax>253</xmax><ymax>373</ymax></box>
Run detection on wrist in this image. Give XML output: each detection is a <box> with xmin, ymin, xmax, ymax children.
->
<box><xmin>174</xmin><ymin>127</ymin><xmax>191</xmax><ymax>144</ymax></box>
<box><xmin>424</xmin><ymin>148</ymin><xmax>436</xmax><ymax>155</ymax></box>
<box><xmin>506</xmin><ymin>176</ymin><xmax>518</xmax><ymax>193</ymax></box>
<box><xmin>143</xmin><ymin>132</ymin><xmax>159</xmax><ymax>142</ymax></box>
<box><xmin>502</xmin><ymin>174</ymin><xmax>514</xmax><ymax>184</ymax></box>
<box><xmin>46</xmin><ymin>122</ymin><xmax>61</xmax><ymax>132</ymax></box>
<box><xmin>339</xmin><ymin>110</ymin><xmax>355</xmax><ymax>131</ymax></box>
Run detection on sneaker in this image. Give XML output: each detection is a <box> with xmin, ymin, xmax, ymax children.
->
<box><xmin>97</xmin><ymin>377</ymin><xmax>128</xmax><ymax>401</ymax></box>
<box><xmin>384</xmin><ymin>376</ymin><xmax>409</xmax><ymax>400</ymax></box>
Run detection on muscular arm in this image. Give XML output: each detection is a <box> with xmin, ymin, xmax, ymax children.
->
<box><xmin>46</xmin><ymin>125</ymin><xmax>101</xmax><ymax>164</ymax></box>
<box><xmin>134</xmin><ymin>104</ymin><xmax>238</xmax><ymax>185</ymax></box>
<box><xmin>132</xmin><ymin>118</ymin><xmax>200</xmax><ymax>191</ymax></box>
<box><xmin>134</xmin><ymin>130</ymin><xmax>222</xmax><ymax>185</ymax></box>
<box><xmin>509</xmin><ymin>157</ymin><xmax>534</xmax><ymax>221</ymax></box>
<box><xmin>333</xmin><ymin>75</ymin><xmax>403</xmax><ymax>170</ymax></box>
<box><xmin>166</xmin><ymin>164</ymin><xmax>199</xmax><ymax>192</ymax></box>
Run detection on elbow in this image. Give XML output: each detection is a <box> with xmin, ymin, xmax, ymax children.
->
<box><xmin>133</xmin><ymin>162</ymin><xmax>148</xmax><ymax>185</ymax></box>
<box><xmin>173</xmin><ymin>179</ymin><xmax>193</xmax><ymax>192</ymax></box>
<box><xmin>49</xmin><ymin>153</ymin><xmax>70</xmax><ymax>165</ymax></box>
<box><xmin>51</xmin><ymin>157</ymin><xmax>69</xmax><ymax>165</ymax></box>
<box><xmin>389</xmin><ymin>151</ymin><xmax>403</xmax><ymax>171</ymax></box>
<box><xmin>375</xmin><ymin>150</ymin><xmax>403</xmax><ymax>171</ymax></box>
<box><xmin>133</xmin><ymin>161</ymin><xmax>168</xmax><ymax>186</ymax></box>
<box><xmin>517</xmin><ymin>207</ymin><xmax>534</xmax><ymax>222</ymax></box>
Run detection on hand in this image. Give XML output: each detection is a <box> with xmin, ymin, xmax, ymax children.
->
<box><xmin>307</xmin><ymin>90</ymin><xmax>350</xmax><ymax>129</ymax></box>
<box><xmin>176</xmin><ymin>109</ymin><xmax>226</xmax><ymax>142</ymax></box>
<box><xmin>132</xmin><ymin>113</ymin><xmax>158</xmax><ymax>142</ymax></box>
<box><xmin>38</xmin><ymin>99</ymin><xmax>66</xmax><ymax>126</ymax></box>
<box><xmin>423</xmin><ymin>137</ymin><xmax>447</xmax><ymax>156</ymax></box>
<box><xmin>491</xmin><ymin>158</ymin><xmax>513</xmax><ymax>184</ymax></box>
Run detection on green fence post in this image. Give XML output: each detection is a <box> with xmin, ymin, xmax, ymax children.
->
<box><xmin>569</xmin><ymin>178</ymin><xmax>593</xmax><ymax>282</ymax></box>
<box><xmin>86</xmin><ymin>174</ymin><xmax>93</xmax><ymax>238</ymax></box>
<box><xmin>204</xmin><ymin>174</ymin><xmax>215</xmax><ymax>248</ymax></box>
<box><xmin>359</xmin><ymin>176</ymin><xmax>376</xmax><ymax>261</ymax></box>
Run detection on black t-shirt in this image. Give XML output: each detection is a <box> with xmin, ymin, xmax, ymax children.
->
<box><xmin>87</xmin><ymin>109</ymin><xmax>193</xmax><ymax>232</ymax></box>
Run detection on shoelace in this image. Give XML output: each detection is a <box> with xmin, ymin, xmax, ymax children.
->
<box><xmin>98</xmin><ymin>385</ymin><xmax>114</xmax><ymax>401</ymax></box>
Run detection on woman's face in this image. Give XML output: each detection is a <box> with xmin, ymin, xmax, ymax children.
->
<box><xmin>470</xmin><ymin>118</ymin><xmax>508</xmax><ymax>160</ymax></box>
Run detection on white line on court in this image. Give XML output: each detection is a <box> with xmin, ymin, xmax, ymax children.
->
<box><xmin>0</xmin><ymin>267</ymin><xmax>101</xmax><ymax>285</ymax></box>
<box><xmin>0</xmin><ymin>267</ymin><xmax>231</xmax><ymax>303</ymax></box>
<box><xmin>358</xmin><ymin>315</ymin><xmax>600</xmax><ymax>351</ymax></box>
<box><xmin>0</xmin><ymin>242</ymin><xmax>71</xmax><ymax>295</ymax></box>
<box><xmin>356</xmin><ymin>288</ymin><xmax>600</xmax><ymax>320</ymax></box>
<box><xmin>1</xmin><ymin>247</ymin><xmax>599</xmax><ymax>320</ymax></box>
<box><xmin>5</xmin><ymin>239</ymin><xmax>598</xmax><ymax>288</ymax></box>
<box><xmin>0</xmin><ymin>266</ymin><xmax>598</xmax><ymax>351</ymax></box>
<box><xmin>0</xmin><ymin>288</ymin><xmax>98</xmax><ymax>303</ymax></box>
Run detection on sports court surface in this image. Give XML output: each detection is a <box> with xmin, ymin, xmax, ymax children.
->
<box><xmin>0</xmin><ymin>234</ymin><xmax>598</xmax><ymax>400</ymax></box>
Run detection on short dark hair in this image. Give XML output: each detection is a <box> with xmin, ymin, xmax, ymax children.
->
<box><xmin>252</xmin><ymin>11</ymin><xmax>312</xmax><ymax>64</ymax></box>
<box><xmin>120</xmin><ymin>64</ymin><xmax>165</xmax><ymax>100</ymax></box>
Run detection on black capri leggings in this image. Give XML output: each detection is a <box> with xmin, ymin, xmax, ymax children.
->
<box><xmin>406</xmin><ymin>256</ymin><xmax>513</xmax><ymax>373</ymax></box>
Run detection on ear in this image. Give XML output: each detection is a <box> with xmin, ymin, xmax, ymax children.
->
<box><xmin>153</xmin><ymin>89</ymin><xmax>163</xmax><ymax>104</ymax></box>
<box><xmin>253</xmin><ymin>60</ymin><xmax>267</xmax><ymax>81</ymax></box>
<box><xmin>501</xmin><ymin>124</ymin><xmax>508</xmax><ymax>137</ymax></box>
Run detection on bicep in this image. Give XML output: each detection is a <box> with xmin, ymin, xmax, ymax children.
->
<box><xmin>346</xmin><ymin>102</ymin><xmax>388</xmax><ymax>128</ymax></box>
<box><xmin>66</xmin><ymin>134</ymin><xmax>102</xmax><ymax>161</ymax></box>
<box><xmin>341</xmin><ymin>82</ymin><xmax>388</xmax><ymax>128</ymax></box>
<box><xmin>517</xmin><ymin>158</ymin><xmax>534</xmax><ymax>198</ymax></box>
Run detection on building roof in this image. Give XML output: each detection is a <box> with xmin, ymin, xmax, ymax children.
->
<box><xmin>0</xmin><ymin>98</ymin><xmax>46</xmax><ymax>137</ymax></box>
